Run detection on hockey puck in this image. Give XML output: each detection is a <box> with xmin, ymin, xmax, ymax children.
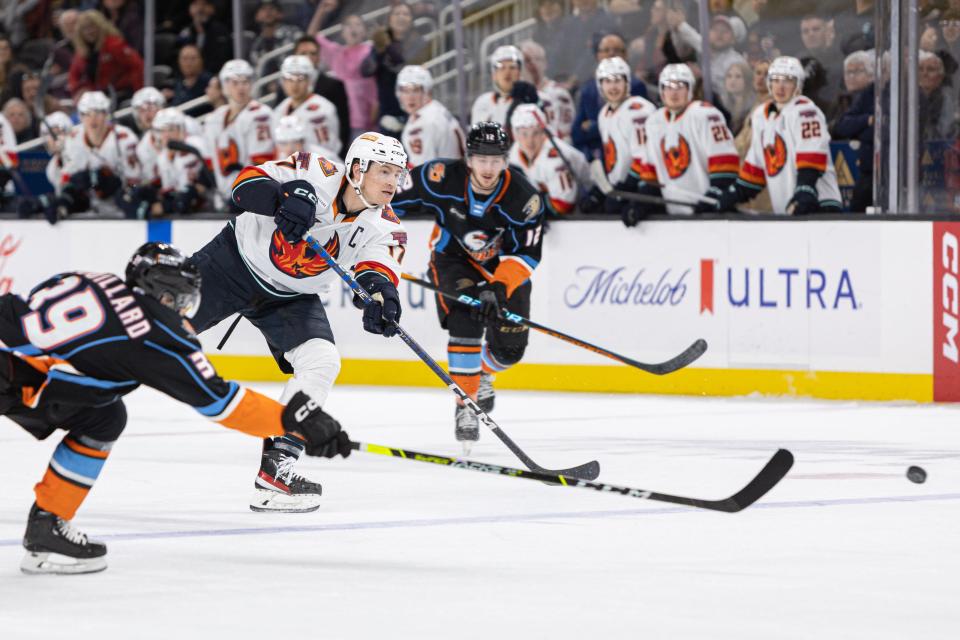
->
<box><xmin>906</xmin><ymin>466</ymin><xmax>927</xmax><ymax>484</ymax></box>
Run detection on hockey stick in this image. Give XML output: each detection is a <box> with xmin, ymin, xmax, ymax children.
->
<box><xmin>353</xmin><ymin>440</ymin><xmax>794</xmax><ymax>513</ymax></box>
<box><xmin>303</xmin><ymin>233</ymin><xmax>600</xmax><ymax>481</ymax></box>
<box><xmin>402</xmin><ymin>272</ymin><xmax>707</xmax><ymax>375</ymax></box>
<box><xmin>530</xmin><ymin>110</ymin><xmax>585</xmax><ymax>186</ymax></box>
<box><xmin>216</xmin><ymin>314</ymin><xmax>243</xmax><ymax>350</ymax></box>
<box><xmin>590</xmin><ymin>159</ymin><xmax>712</xmax><ymax>209</ymax></box>
<box><xmin>166</xmin><ymin>139</ymin><xmax>217</xmax><ymax>190</ymax></box>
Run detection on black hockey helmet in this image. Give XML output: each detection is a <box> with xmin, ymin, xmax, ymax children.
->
<box><xmin>125</xmin><ymin>242</ymin><xmax>202</xmax><ymax>318</ymax></box>
<box><xmin>466</xmin><ymin>121</ymin><xmax>510</xmax><ymax>156</ymax></box>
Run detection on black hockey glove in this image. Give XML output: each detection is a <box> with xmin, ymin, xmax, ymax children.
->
<box><xmin>281</xmin><ymin>391</ymin><xmax>352</xmax><ymax>459</ymax></box>
<box><xmin>353</xmin><ymin>272</ymin><xmax>401</xmax><ymax>338</ymax></box>
<box><xmin>717</xmin><ymin>184</ymin><xmax>743</xmax><ymax>213</ymax></box>
<box><xmin>116</xmin><ymin>185</ymin><xmax>157</xmax><ymax>219</ymax></box>
<box><xmin>694</xmin><ymin>186</ymin><xmax>724</xmax><ymax>214</ymax></box>
<box><xmin>578</xmin><ymin>186</ymin><xmax>606</xmax><ymax>213</ymax></box>
<box><xmin>620</xmin><ymin>198</ymin><xmax>646</xmax><ymax>227</ymax></box>
<box><xmin>93</xmin><ymin>167</ymin><xmax>123</xmax><ymax>198</ymax></box>
<box><xmin>477</xmin><ymin>281</ymin><xmax>508</xmax><ymax>325</ymax></box>
<box><xmin>16</xmin><ymin>195</ymin><xmax>42</xmax><ymax>218</ymax></box>
<box><xmin>787</xmin><ymin>185</ymin><xmax>819</xmax><ymax>215</ymax></box>
<box><xmin>276</xmin><ymin>180</ymin><xmax>319</xmax><ymax>242</ymax></box>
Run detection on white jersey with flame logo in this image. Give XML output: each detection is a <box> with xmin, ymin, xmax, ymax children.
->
<box><xmin>508</xmin><ymin>138</ymin><xmax>589</xmax><ymax>214</ymax></box>
<box><xmin>60</xmin><ymin>124</ymin><xmax>140</xmax><ymax>187</ymax></box>
<box><xmin>470</xmin><ymin>91</ymin><xmax>512</xmax><ymax>127</ymax></box>
<box><xmin>597</xmin><ymin>95</ymin><xmax>657</xmax><ymax>185</ymax></box>
<box><xmin>401</xmin><ymin>99</ymin><xmax>464</xmax><ymax>167</ymax></box>
<box><xmin>538</xmin><ymin>81</ymin><xmax>575</xmax><ymax>142</ymax></box>
<box><xmin>739</xmin><ymin>96</ymin><xmax>842</xmax><ymax>212</ymax></box>
<box><xmin>157</xmin><ymin>135</ymin><xmax>210</xmax><ymax>194</ymax></box>
<box><xmin>640</xmin><ymin>101</ymin><xmax>739</xmax><ymax>214</ymax></box>
<box><xmin>136</xmin><ymin>131</ymin><xmax>162</xmax><ymax>185</ymax></box>
<box><xmin>204</xmin><ymin>100</ymin><xmax>275</xmax><ymax>199</ymax></box>
<box><xmin>273</xmin><ymin>94</ymin><xmax>342</xmax><ymax>156</ymax></box>
<box><xmin>231</xmin><ymin>151</ymin><xmax>407</xmax><ymax>295</ymax></box>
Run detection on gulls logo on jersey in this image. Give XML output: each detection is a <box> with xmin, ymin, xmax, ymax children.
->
<box><xmin>661</xmin><ymin>135</ymin><xmax>692</xmax><ymax>179</ymax></box>
<box><xmin>764</xmin><ymin>134</ymin><xmax>788</xmax><ymax>177</ymax></box>
<box><xmin>269</xmin><ymin>231</ymin><xmax>340</xmax><ymax>278</ymax></box>
<box><xmin>603</xmin><ymin>139</ymin><xmax>617</xmax><ymax>174</ymax></box>
<box><xmin>463</xmin><ymin>230</ymin><xmax>490</xmax><ymax>251</ymax></box>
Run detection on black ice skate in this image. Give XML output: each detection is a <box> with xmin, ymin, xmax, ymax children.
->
<box><xmin>21</xmin><ymin>503</ymin><xmax>107</xmax><ymax>575</ymax></box>
<box><xmin>477</xmin><ymin>372</ymin><xmax>495</xmax><ymax>413</ymax></box>
<box><xmin>455</xmin><ymin>404</ymin><xmax>480</xmax><ymax>455</ymax></box>
<box><xmin>250</xmin><ymin>440</ymin><xmax>323</xmax><ymax>513</ymax></box>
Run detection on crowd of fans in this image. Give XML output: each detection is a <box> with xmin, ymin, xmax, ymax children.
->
<box><xmin>2</xmin><ymin>0</ymin><xmax>960</xmax><ymax>218</ymax></box>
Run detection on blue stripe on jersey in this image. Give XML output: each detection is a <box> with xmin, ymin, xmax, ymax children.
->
<box><xmin>47</xmin><ymin>369</ymin><xmax>137</xmax><ymax>389</ymax></box>
<box><xmin>59</xmin><ymin>336</ymin><xmax>129</xmax><ymax>360</ymax></box>
<box><xmin>518</xmin><ymin>254</ymin><xmax>539</xmax><ymax>270</ymax></box>
<box><xmin>434</xmin><ymin>227</ymin><xmax>450</xmax><ymax>253</ymax></box>
<box><xmin>0</xmin><ymin>343</ymin><xmax>42</xmax><ymax>356</ymax></box>
<box><xmin>147</xmin><ymin>220</ymin><xmax>172</xmax><ymax>244</ymax></box>
<box><xmin>448</xmin><ymin>350</ymin><xmax>482</xmax><ymax>374</ymax></box>
<box><xmin>154</xmin><ymin>321</ymin><xmax>201</xmax><ymax>353</ymax></box>
<box><xmin>195</xmin><ymin>381</ymin><xmax>241</xmax><ymax>417</ymax></box>
<box><xmin>144</xmin><ymin>340</ymin><xmax>219</xmax><ymax>400</ymax></box>
<box><xmin>52</xmin><ymin>441</ymin><xmax>106</xmax><ymax>485</ymax></box>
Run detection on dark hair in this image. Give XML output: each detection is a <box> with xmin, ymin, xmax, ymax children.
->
<box><xmin>592</xmin><ymin>31</ymin><xmax>626</xmax><ymax>54</ymax></box>
<box><xmin>294</xmin><ymin>35</ymin><xmax>319</xmax><ymax>50</ymax></box>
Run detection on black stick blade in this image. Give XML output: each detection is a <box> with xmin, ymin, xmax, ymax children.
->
<box><xmin>628</xmin><ymin>338</ymin><xmax>708</xmax><ymax>375</ymax></box>
<box><xmin>537</xmin><ymin>459</ymin><xmax>601</xmax><ymax>481</ymax></box>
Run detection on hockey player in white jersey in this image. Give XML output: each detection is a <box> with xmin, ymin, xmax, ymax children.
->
<box><xmin>188</xmin><ymin>132</ymin><xmax>408</xmax><ymax>512</ymax></box>
<box><xmin>273</xmin><ymin>115</ymin><xmax>343</xmax><ymax>164</ymax></box>
<box><xmin>41</xmin><ymin>112</ymin><xmax>74</xmax><ymax>195</ymax></box>
<box><xmin>580</xmin><ymin>56</ymin><xmax>657</xmax><ymax>222</ymax></box>
<box><xmin>132</xmin><ymin>87</ymin><xmax>202</xmax><ymax>187</ymax></box>
<box><xmin>205</xmin><ymin>60</ymin><xmax>275</xmax><ymax>209</ymax></box>
<box><xmin>636</xmin><ymin>64</ymin><xmax>740</xmax><ymax>217</ymax></box>
<box><xmin>397</xmin><ymin>65</ymin><xmax>464</xmax><ymax>167</ymax></box>
<box><xmin>519</xmin><ymin>40</ymin><xmax>575</xmax><ymax>142</ymax></box>
<box><xmin>471</xmin><ymin>45</ymin><xmax>524</xmax><ymax>127</ymax></box>
<box><xmin>720</xmin><ymin>56</ymin><xmax>842</xmax><ymax>214</ymax></box>
<box><xmin>508</xmin><ymin>103</ymin><xmax>589</xmax><ymax>215</ymax></box>
<box><xmin>273</xmin><ymin>55</ymin><xmax>342</xmax><ymax>157</ymax></box>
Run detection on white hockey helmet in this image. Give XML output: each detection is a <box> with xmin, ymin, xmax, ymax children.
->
<box><xmin>395</xmin><ymin>65</ymin><xmax>433</xmax><ymax>94</ymax></box>
<box><xmin>659</xmin><ymin>63</ymin><xmax>696</xmax><ymax>102</ymax></box>
<box><xmin>219</xmin><ymin>59</ymin><xmax>255</xmax><ymax>86</ymax></box>
<box><xmin>132</xmin><ymin>86</ymin><xmax>166</xmax><ymax>110</ymax></box>
<box><xmin>152</xmin><ymin>107</ymin><xmax>187</xmax><ymax>131</ymax></box>
<box><xmin>280</xmin><ymin>55</ymin><xmax>317</xmax><ymax>82</ymax></box>
<box><xmin>510</xmin><ymin>103</ymin><xmax>547</xmax><ymax>131</ymax></box>
<box><xmin>344</xmin><ymin>132</ymin><xmax>408</xmax><ymax>206</ymax></box>
<box><xmin>490</xmin><ymin>45</ymin><xmax>523</xmax><ymax>72</ymax></box>
<box><xmin>767</xmin><ymin>56</ymin><xmax>805</xmax><ymax>94</ymax></box>
<box><xmin>41</xmin><ymin>111</ymin><xmax>74</xmax><ymax>135</ymax></box>
<box><xmin>77</xmin><ymin>91</ymin><xmax>111</xmax><ymax>114</ymax></box>
<box><xmin>274</xmin><ymin>115</ymin><xmax>307</xmax><ymax>144</ymax></box>
<box><xmin>595</xmin><ymin>56</ymin><xmax>631</xmax><ymax>93</ymax></box>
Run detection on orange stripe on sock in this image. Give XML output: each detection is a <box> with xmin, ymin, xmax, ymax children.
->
<box><xmin>35</xmin><ymin>467</ymin><xmax>90</xmax><ymax>521</ymax></box>
<box><xmin>63</xmin><ymin>438</ymin><xmax>110</xmax><ymax>460</ymax></box>
<box><xmin>448</xmin><ymin>345</ymin><xmax>482</xmax><ymax>353</ymax></box>
<box><xmin>451</xmin><ymin>373</ymin><xmax>480</xmax><ymax>403</ymax></box>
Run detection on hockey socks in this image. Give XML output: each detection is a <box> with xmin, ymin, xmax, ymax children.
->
<box><xmin>448</xmin><ymin>338</ymin><xmax>482</xmax><ymax>404</ymax></box>
<box><xmin>34</xmin><ymin>435</ymin><xmax>113</xmax><ymax>521</ymax></box>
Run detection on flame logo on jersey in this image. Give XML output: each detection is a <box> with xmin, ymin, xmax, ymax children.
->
<box><xmin>763</xmin><ymin>134</ymin><xmax>787</xmax><ymax>178</ymax></box>
<box><xmin>269</xmin><ymin>231</ymin><xmax>340</xmax><ymax>279</ymax></box>
<box><xmin>217</xmin><ymin>139</ymin><xmax>239</xmax><ymax>176</ymax></box>
<box><xmin>660</xmin><ymin>135</ymin><xmax>692</xmax><ymax>179</ymax></box>
<box><xmin>603</xmin><ymin>139</ymin><xmax>617</xmax><ymax>174</ymax></box>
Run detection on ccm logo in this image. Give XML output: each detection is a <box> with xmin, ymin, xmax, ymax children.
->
<box><xmin>294</xmin><ymin>187</ymin><xmax>319</xmax><ymax>205</ymax></box>
<box><xmin>295</xmin><ymin>398</ymin><xmax>320</xmax><ymax>421</ymax></box>
<box><xmin>943</xmin><ymin>232</ymin><xmax>959</xmax><ymax>362</ymax></box>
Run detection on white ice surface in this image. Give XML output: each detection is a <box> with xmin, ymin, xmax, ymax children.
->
<box><xmin>1</xmin><ymin>385</ymin><xmax>958</xmax><ymax>639</ymax></box>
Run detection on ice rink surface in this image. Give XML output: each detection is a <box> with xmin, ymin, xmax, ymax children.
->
<box><xmin>1</xmin><ymin>384</ymin><xmax>958</xmax><ymax>639</ymax></box>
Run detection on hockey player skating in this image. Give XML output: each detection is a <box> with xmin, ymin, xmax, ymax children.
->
<box><xmin>633</xmin><ymin>64</ymin><xmax>740</xmax><ymax>219</ymax></box>
<box><xmin>273</xmin><ymin>115</ymin><xmax>343</xmax><ymax>163</ymax></box>
<box><xmin>719</xmin><ymin>56</ymin><xmax>842</xmax><ymax>214</ymax></box>
<box><xmin>392</xmin><ymin>122</ymin><xmax>544</xmax><ymax>452</ymax></box>
<box><xmin>580</xmin><ymin>57</ymin><xmax>657</xmax><ymax>224</ymax></box>
<box><xmin>0</xmin><ymin>243</ymin><xmax>351</xmax><ymax>574</ymax></box>
<box><xmin>205</xmin><ymin>60</ymin><xmax>275</xmax><ymax>209</ymax></box>
<box><xmin>273</xmin><ymin>55</ymin><xmax>342</xmax><ymax>157</ymax></box>
<box><xmin>470</xmin><ymin>45</ymin><xmax>525</xmax><ymax>127</ymax></box>
<box><xmin>397</xmin><ymin>65</ymin><xmax>464</xmax><ymax>167</ymax></box>
<box><xmin>508</xmin><ymin>103</ymin><xmax>589</xmax><ymax>215</ymax></box>
<box><xmin>188</xmin><ymin>132</ymin><xmax>408</xmax><ymax>511</ymax></box>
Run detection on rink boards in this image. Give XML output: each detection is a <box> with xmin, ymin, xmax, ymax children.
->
<box><xmin>0</xmin><ymin>218</ymin><xmax>952</xmax><ymax>402</ymax></box>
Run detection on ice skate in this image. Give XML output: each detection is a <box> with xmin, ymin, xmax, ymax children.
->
<box><xmin>250</xmin><ymin>441</ymin><xmax>323</xmax><ymax>513</ymax></box>
<box><xmin>455</xmin><ymin>404</ymin><xmax>480</xmax><ymax>455</ymax></box>
<box><xmin>21</xmin><ymin>503</ymin><xmax>107</xmax><ymax>575</ymax></box>
<box><xmin>477</xmin><ymin>371</ymin><xmax>495</xmax><ymax>413</ymax></box>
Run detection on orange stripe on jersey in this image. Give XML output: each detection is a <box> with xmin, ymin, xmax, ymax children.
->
<box><xmin>492</xmin><ymin>256</ymin><xmax>534</xmax><ymax>297</ymax></box>
<box><xmin>231</xmin><ymin>166</ymin><xmax>269</xmax><ymax>190</ymax></box>
<box><xmin>632</xmin><ymin>159</ymin><xmax>657</xmax><ymax>182</ymax></box>
<box><xmin>492</xmin><ymin>169</ymin><xmax>513</xmax><ymax>204</ymax></box>
<box><xmin>796</xmin><ymin>152</ymin><xmax>827</xmax><ymax>171</ymax></box>
<box><xmin>708</xmin><ymin>154</ymin><xmax>740</xmax><ymax>174</ymax></box>
<box><xmin>550</xmin><ymin>197</ymin><xmax>575</xmax><ymax>214</ymax></box>
<box><xmin>355</xmin><ymin>261</ymin><xmax>399</xmax><ymax>286</ymax></box>
<box><xmin>249</xmin><ymin>152</ymin><xmax>275</xmax><ymax>166</ymax></box>
<box><xmin>216</xmin><ymin>388</ymin><xmax>285</xmax><ymax>439</ymax></box>
<box><xmin>5</xmin><ymin>151</ymin><xmax>17</xmax><ymax>168</ymax></box>
<box><xmin>739</xmin><ymin>162</ymin><xmax>766</xmax><ymax>186</ymax></box>
<box><xmin>429</xmin><ymin>259</ymin><xmax>450</xmax><ymax>315</ymax></box>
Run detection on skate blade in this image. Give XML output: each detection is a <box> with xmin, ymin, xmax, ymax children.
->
<box><xmin>249</xmin><ymin>488</ymin><xmax>321</xmax><ymax>513</ymax></box>
<box><xmin>460</xmin><ymin>441</ymin><xmax>474</xmax><ymax>457</ymax></box>
<box><xmin>20</xmin><ymin>551</ymin><xmax>107</xmax><ymax>575</ymax></box>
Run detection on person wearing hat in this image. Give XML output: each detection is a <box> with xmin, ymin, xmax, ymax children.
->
<box><xmin>668</xmin><ymin>6</ymin><xmax>748</xmax><ymax>93</ymax></box>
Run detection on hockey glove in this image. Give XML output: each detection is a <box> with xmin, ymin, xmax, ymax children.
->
<box><xmin>93</xmin><ymin>167</ymin><xmax>123</xmax><ymax>198</ymax></box>
<box><xmin>276</xmin><ymin>180</ymin><xmax>319</xmax><ymax>242</ymax></box>
<box><xmin>477</xmin><ymin>281</ymin><xmax>509</xmax><ymax>326</ymax></box>
<box><xmin>787</xmin><ymin>185</ymin><xmax>819</xmax><ymax>215</ymax></box>
<box><xmin>353</xmin><ymin>272</ymin><xmax>402</xmax><ymax>338</ymax></box>
<box><xmin>620</xmin><ymin>198</ymin><xmax>646</xmax><ymax>227</ymax></box>
<box><xmin>717</xmin><ymin>184</ymin><xmax>743</xmax><ymax>213</ymax></box>
<box><xmin>281</xmin><ymin>391</ymin><xmax>352</xmax><ymax>459</ymax></box>
<box><xmin>578</xmin><ymin>186</ymin><xmax>606</xmax><ymax>213</ymax></box>
<box><xmin>694</xmin><ymin>186</ymin><xmax>724</xmax><ymax>214</ymax></box>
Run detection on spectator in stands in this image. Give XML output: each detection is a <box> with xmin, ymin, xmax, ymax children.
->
<box><xmin>169</xmin><ymin>44</ymin><xmax>212</xmax><ymax>107</ymax></box>
<box><xmin>2</xmin><ymin>98</ymin><xmax>38</xmax><ymax>143</ymax></box>
<box><xmin>51</xmin><ymin>9</ymin><xmax>79</xmax><ymax>99</ymax></box>
<box><xmin>178</xmin><ymin>0</ymin><xmax>231</xmax><ymax>76</ymax></box>
<box><xmin>797</xmin><ymin>13</ymin><xmax>844</xmax><ymax>119</ymax></box>
<box><xmin>635</xmin><ymin>0</ymin><xmax>670</xmax><ymax>85</ymax></box>
<box><xmin>532</xmin><ymin>0</ymin><xmax>566</xmax><ymax>82</ymax></box>
<box><xmin>68</xmin><ymin>10</ymin><xmax>144</xmax><ymax>102</ymax></box>
<box><xmin>921</xmin><ymin>20</ymin><xmax>940</xmax><ymax>52</ymax></box>
<box><xmin>302</xmin><ymin>0</ymin><xmax>342</xmax><ymax>33</ymax></box>
<box><xmin>918</xmin><ymin>50</ymin><xmax>958</xmax><ymax>142</ymax></box>
<box><xmin>833</xmin><ymin>0</ymin><xmax>875</xmax><ymax>55</ymax></box>
<box><xmin>250</xmin><ymin>1</ymin><xmax>303</xmax><ymax>75</ymax></box>
<box><xmin>98</xmin><ymin>0</ymin><xmax>144</xmax><ymax>55</ymax></box>
<box><xmin>732</xmin><ymin>58</ymin><xmax>772</xmax><ymax>212</ymax></box>
<box><xmin>554</xmin><ymin>0</ymin><xmax>617</xmax><ymax>86</ymax></box>
<box><xmin>609</xmin><ymin>0</ymin><xmax>648</xmax><ymax>46</ymax></box>
<box><xmin>1</xmin><ymin>69</ymin><xmax>58</xmax><ymax>120</ymax></box>
<box><xmin>293</xmin><ymin>36</ymin><xmax>352</xmax><ymax>150</ymax></box>
<box><xmin>670</xmin><ymin>11</ymin><xmax>748</xmax><ymax>93</ymax></box>
<box><xmin>361</xmin><ymin>2</ymin><xmax>429</xmax><ymax>136</ymax></box>
<box><xmin>939</xmin><ymin>10</ymin><xmax>960</xmax><ymax>82</ymax></box>
<box><xmin>1</xmin><ymin>0</ymin><xmax>45</xmax><ymax>49</ymax></box>
<box><xmin>0</xmin><ymin>35</ymin><xmax>17</xmax><ymax>99</ymax></box>
<box><xmin>205</xmin><ymin>75</ymin><xmax>227</xmax><ymax>111</ymax></box>
<box><xmin>309</xmin><ymin>11</ymin><xmax>377</xmax><ymax>136</ymax></box>
<box><xmin>745</xmin><ymin>0</ymin><xmax>791</xmax><ymax>58</ymax></box>
<box><xmin>720</xmin><ymin>60</ymin><xmax>755</xmax><ymax>135</ymax></box>
<box><xmin>572</xmin><ymin>32</ymin><xmax>648</xmax><ymax>161</ymax></box>
<box><xmin>520</xmin><ymin>40</ymin><xmax>576</xmax><ymax>142</ymax></box>
<box><xmin>834</xmin><ymin>50</ymin><xmax>875</xmax><ymax>213</ymax></box>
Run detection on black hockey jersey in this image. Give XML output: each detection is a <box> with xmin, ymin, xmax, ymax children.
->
<box><xmin>392</xmin><ymin>159</ymin><xmax>544</xmax><ymax>296</ymax></box>
<box><xmin>0</xmin><ymin>272</ymin><xmax>284</xmax><ymax>438</ymax></box>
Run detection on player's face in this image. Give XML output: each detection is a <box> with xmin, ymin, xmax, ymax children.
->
<box><xmin>359</xmin><ymin>161</ymin><xmax>405</xmax><ymax>205</ymax></box>
<box><xmin>159</xmin><ymin>126</ymin><xmax>185</xmax><ymax>148</ymax></box>
<box><xmin>81</xmin><ymin>110</ymin><xmax>108</xmax><ymax>135</ymax></box>
<box><xmin>397</xmin><ymin>85</ymin><xmax>428</xmax><ymax>114</ymax></box>
<box><xmin>493</xmin><ymin>61</ymin><xmax>521</xmax><ymax>94</ymax></box>
<box><xmin>600</xmin><ymin>77</ymin><xmax>628</xmax><ymax>104</ymax></box>
<box><xmin>277</xmin><ymin>140</ymin><xmax>305</xmax><ymax>158</ymax></box>
<box><xmin>514</xmin><ymin>126</ymin><xmax>544</xmax><ymax>158</ymax></box>
<box><xmin>769</xmin><ymin>76</ymin><xmax>797</xmax><ymax>104</ymax></box>
<box><xmin>136</xmin><ymin>103</ymin><xmax>160</xmax><ymax>129</ymax></box>
<box><xmin>282</xmin><ymin>75</ymin><xmax>311</xmax><ymax>101</ymax></box>
<box><xmin>225</xmin><ymin>77</ymin><xmax>252</xmax><ymax>104</ymax></box>
<box><xmin>468</xmin><ymin>154</ymin><xmax>507</xmax><ymax>190</ymax></box>
<box><xmin>661</xmin><ymin>81</ymin><xmax>690</xmax><ymax>111</ymax></box>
